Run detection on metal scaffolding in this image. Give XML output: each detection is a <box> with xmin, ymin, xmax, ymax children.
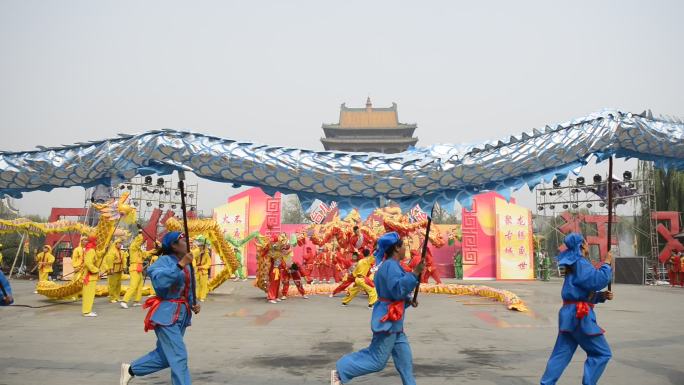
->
<box><xmin>534</xmin><ymin>169</ymin><xmax>659</xmax><ymax>283</ymax></box>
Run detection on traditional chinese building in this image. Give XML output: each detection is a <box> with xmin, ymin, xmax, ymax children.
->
<box><xmin>320</xmin><ymin>98</ymin><xmax>418</xmax><ymax>153</ymax></box>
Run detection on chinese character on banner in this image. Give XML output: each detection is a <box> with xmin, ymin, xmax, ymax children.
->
<box><xmin>505</xmin><ymin>231</ymin><xmax>513</xmax><ymax>241</ymax></box>
<box><xmin>505</xmin><ymin>247</ymin><xmax>513</xmax><ymax>255</ymax></box>
<box><xmin>518</xmin><ymin>261</ymin><xmax>528</xmax><ymax>270</ymax></box>
<box><xmin>409</xmin><ymin>204</ymin><xmax>428</xmax><ymax>222</ymax></box>
<box><xmin>505</xmin><ymin>215</ymin><xmax>513</xmax><ymax>225</ymax></box>
<box><xmin>233</xmin><ymin>228</ymin><xmax>241</xmax><ymax>238</ymax></box>
<box><xmin>311</xmin><ymin>211</ymin><xmax>324</xmax><ymax>224</ymax></box>
<box><xmin>517</xmin><ymin>230</ymin><xmax>526</xmax><ymax>240</ymax></box>
<box><xmin>518</xmin><ymin>246</ymin><xmax>526</xmax><ymax>255</ymax></box>
<box><xmin>234</xmin><ymin>215</ymin><xmax>242</xmax><ymax>224</ymax></box>
<box><xmin>517</xmin><ymin>216</ymin><xmax>526</xmax><ymax>226</ymax></box>
<box><xmin>309</xmin><ymin>200</ymin><xmax>337</xmax><ymax>224</ymax></box>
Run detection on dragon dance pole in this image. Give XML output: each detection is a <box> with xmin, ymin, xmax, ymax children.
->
<box><xmin>607</xmin><ymin>157</ymin><xmax>614</xmax><ymax>292</ymax></box>
<box><xmin>411</xmin><ymin>206</ymin><xmax>435</xmax><ymax>307</ymax></box>
<box><xmin>177</xmin><ymin>171</ymin><xmax>197</xmax><ymax>308</ymax></box>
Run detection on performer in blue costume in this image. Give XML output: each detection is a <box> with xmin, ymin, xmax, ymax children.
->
<box><xmin>0</xmin><ymin>270</ymin><xmax>13</xmax><ymax>306</ymax></box>
<box><xmin>332</xmin><ymin>232</ymin><xmax>424</xmax><ymax>385</ymax></box>
<box><xmin>120</xmin><ymin>231</ymin><xmax>200</xmax><ymax>385</ymax></box>
<box><xmin>540</xmin><ymin>233</ymin><xmax>614</xmax><ymax>385</ymax></box>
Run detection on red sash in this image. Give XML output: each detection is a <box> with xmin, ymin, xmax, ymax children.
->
<box><xmin>142</xmin><ymin>265</ymin><xmax>191</xmax><ymax>332</ymax></box>
<box><xmin>563</xmin><ymin>300</ymin><xmax>594</xmax><ymax>319</ymax></box>
<box><xmin>379</xmin><ymin>297</ymin><xmax>405</xmax><ymax>322</ymax></box>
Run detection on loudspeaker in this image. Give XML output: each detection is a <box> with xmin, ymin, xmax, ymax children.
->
<box><xmin>614</xmin><ymin>257</ymin><xmax>645</xmax><ymax>285</ymax></box>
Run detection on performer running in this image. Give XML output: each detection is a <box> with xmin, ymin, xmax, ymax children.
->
<box><xmin>540</xmin><ymin>233</ymin><xmax>613</xmax><ymax>385</ymax></box>
<box><xmin>341</xmin><ymin>248</ymin><xmax>378</xmax><ymax>308</ymax></box>
<box><xmin>120</xmin><ymin>231</ymin><xmax>200</xmax><ymax>385</ymax></box>
<box><xmin>330</xmin><ymin>251</ymin><xmax>360</xmax><ymax>298</ymax></box>
<box><xmin>105</xmin><ymin>238</ymin><xmax>126</xmax><ymax>303</ymax></box>
<box><xmin>81</xmin><ymin>236</ymin><xmax>100</xmax><ymax>317</ymax></box>
<box><xmin>333</xmin><ymin>232</ymin><xmax>423</xmax><ymax>385</ymax></box>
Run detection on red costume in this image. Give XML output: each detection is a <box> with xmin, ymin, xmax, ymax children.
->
<box><xmin>320</xmin><ymin>249</ymin><xmax>335</xmax><ymax>283</ymax></box>
<box><xmin>331</xmin><ymin>253</ymin><xmax>357</xmax><ymax>296</ymax></box>
<box><xmin>669</xmin><ymin>253</ymin><xmax>682</xmax><ymax>287</ymax></box>
<box><xmin>266</xmin><ymin>259</ymin><xmax>283</xmax><ymax>301</ymax></box>
<box><xmin>420</xmin><ymin>247</ymin><xmax>442</xmax><ymax>284</ymax></box>
<box><xmin>302</xmin><ymin>247</ymin><xmax>316</xmax><ymax>283</ymax></box>
<box><xmin>280</xmin><ymin>262</ymin><xmax>307</xmax><ymax>297</ymax></box>
<box><xmin>333</xmin><ymin>250</ymin><xmax>353</xmax><ymax>282</ymax></box>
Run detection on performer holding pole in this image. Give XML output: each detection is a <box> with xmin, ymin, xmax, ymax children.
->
<box><xmin>120</xmin><ymin>231</ymin><xmax>199</xmax><ymax>385</ymax></box>
<box><xmin>332</xmin><ymin>232</ymin><xmax>424</xmax><ymax>385</ymax></box>
<box><xmin>539</xmin><ymin>233</ymin><xmax>613</xmax><ymax>385</ymax></box>
<box><xmin>120</xmin><ymin>171</ymin><xmax>200</xmax><ymax>385</ymax></box>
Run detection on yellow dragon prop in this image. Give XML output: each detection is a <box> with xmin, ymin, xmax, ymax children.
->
<box><xmin>164</xmin><ymin>217</ymin><xmax>240</xmax><ymax>292</ymax></box>
<box><xmin>253</xmin><ymin>232</ymin><xmax>297</xmax><ymax>292</ymax></box>
<box><xmin>0</xmin><ymin>218</ymin><xmax>129</xmax><ymax>238</ymax></box>
<box><xmin>36</xmin><ymin>192</ymin><xmax>136</xmax><ymax>299</ymax></box>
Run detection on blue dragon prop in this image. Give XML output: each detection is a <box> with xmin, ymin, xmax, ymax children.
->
<box><xmin>1</xmin><ymin>109</ymin><xmax>682</xmax><ymax>215</ymax></box>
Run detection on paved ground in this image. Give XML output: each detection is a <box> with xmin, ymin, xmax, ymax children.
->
<box><xmin>1</xmin><ymin>278</ymin><xmax>683</xmax><ymax>385</ymax></box>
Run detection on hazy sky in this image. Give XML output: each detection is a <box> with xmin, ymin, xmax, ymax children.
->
<box><xmin>1</xmin><ymin>0</ymin><xmax>682</xmax><ymax>217</ymax></box>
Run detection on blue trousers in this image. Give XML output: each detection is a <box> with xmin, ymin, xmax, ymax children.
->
<box><xmin>540</xmin><ymin>329</ymin><xmax>612</xmax><ymax>385</ymax></box>
<box><xmin>336</xmin><ymin>332</ymin><xmax>415</xmax><ymax>385</ymax></box>
<box><xmin>131</xmin><ymin>322</ymin><xmax>191</xmax><ymax>385</ymax></box>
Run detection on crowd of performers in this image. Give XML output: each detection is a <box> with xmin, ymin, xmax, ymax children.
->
<box><xmin>0</xmin><ymin>210</ymin><xmax>624</xmax><ymax>385</ymax></box>
<box><xmin>256</xmin><ymin>224</ymin><xmax>445</xmax><ymax>307</ymax></box>
<box><xmin>2</xmin><ymin>229</ymin><xmax>226</xmax><ymax>317</ymax></box>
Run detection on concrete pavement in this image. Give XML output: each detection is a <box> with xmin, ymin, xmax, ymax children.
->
<box><xmin>1</xmin><ymin>278</ymin><xmax>682</xmax><ymax>385</ymax></box>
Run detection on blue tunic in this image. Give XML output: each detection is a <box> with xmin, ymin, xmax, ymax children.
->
<box><xmin>371</xmin><ymin>258</ymin><xmax>418</xmax><ymax>333</ymax></box>
<box><xmin>336</xmin><ymin>258</ymin><xmax>419</xmax><ymax>385</ymax></box>
<box><xmin>541</xmin><ymin>252</ymin><xmax>613</xmax><ymax>385</ymax></box>
<box><xmin>147</xmin><ymin>254</ymin><xmax>194</xmax><ymax>327</ymax></box>
<box><xmin>0</xmin><ymin>271</ymin><xmax>13</xmax><ymax>306</ymax></box>
<box><xmin>131</xmin><ymin>254</ymin><xmax>195</xmax><ymax>385</ymax></box>
<box><xmin>558</xmin><ymin>257</ymin><xmax>611</xmax><ymax>335</ymax></box>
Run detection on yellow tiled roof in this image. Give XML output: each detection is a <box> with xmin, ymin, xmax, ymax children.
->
<box><xmin>339</xmin><ymin>109</ymin><xmax>399</xmax><ymax>128</ymax></box>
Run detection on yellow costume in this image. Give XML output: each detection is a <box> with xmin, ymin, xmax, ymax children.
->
<box><xmin>122</xmin><ymin>234</ymin><xmax>155</xmax><ymax>305</ymax></box>
<box><xmin>342</xmin><ymin>255</ymin><xmax>378</xmax><ymax>306</ymax></box>
<box><xmin>194</xmin><ymin>246</ymin><xmax>211</xmax><ymax>301</ymax></box>
<box><xmin>81</xmin><ymin>246</ymin><xmax>100</xmax><ymax>315</ymax></box>
<box><xmin>35</xmin><ymin>245</ymin><xmax>55</xmax><ymax>282</ymax></box>
<box><xmin>71</xmin><ymin>240</ymin><xmax>86</xmax><ymax>272</ymax></box>
<box><xmin>104</xmin><ymin>239</ymin><xmax>126</xmax><ymax>302</ymax></box>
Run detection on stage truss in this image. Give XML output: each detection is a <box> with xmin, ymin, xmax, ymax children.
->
<box><xmin>81</xmin><ymin>175</ymin><xmax>199</xmax><ymax>227</ymax></box>
<box><xmin>534</xmin><ymin>166</ymin><xmax>661</xmax><ymax>283</ymax></box>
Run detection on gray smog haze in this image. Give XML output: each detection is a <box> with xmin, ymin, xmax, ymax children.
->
<box><xmin>1</xmin><ymin>0</ymin><xmax>682</xmax><ymax>217</ymax></box>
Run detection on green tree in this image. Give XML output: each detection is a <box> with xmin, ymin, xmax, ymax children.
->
<box><xmin>636</xmin><ymin>161</ymin><xmax>684</xmax><ymax>257</ymax></box>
